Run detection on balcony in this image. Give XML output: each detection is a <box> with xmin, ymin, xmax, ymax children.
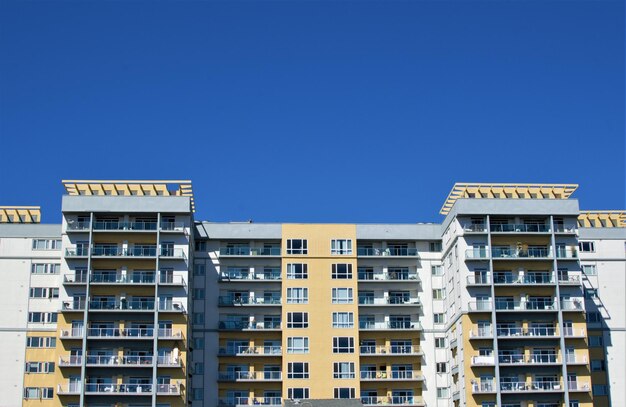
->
<box><xmin>90</xmin><ymin>272</ymin><xmax>156</xmax><ymax>285</ymax></box>
<box><xmin>65</xmin><ymin>247</ymin><xmax>89</xmax><ymax>257</ymax></box>
<box><xmin>493</xmin><ymin>273</ymin><xmax>555</xmax><ymax>285</ymax></box>
<box><xmin>561</xmin><ymin>299</ymin><xmax>584</xmax><ymax>311</ymax></box>
<box><xmin>59</xmin><ymin>355</ymin><xmax>82</xmax><ymax>367</ymax></box>
<box><xmin>463</xmin><ymin>223</ymin><xmax>487</xmax><ymax>233</ymax></box>
<box><xmin>157</xmin><ymin>356</ymin><xmax>183</xmax><ymax>367</ymax></box>
<box><xmin>57</xmin><ymin>383</ymin><xmax>81</xmax><ymax>395</ymax></box>
<box><xmin>218</xmin><ymin>296</ymin><xmax>281</xmax><ymax>307</ymax></box>
<box><xmin>60</xmin><ymin>328</ymin><xmax>85</xmax><ymax>339</ymax></box>
<box><xmin>490</xmin><ymin>224</ymin><xmax>550</xmax><ymax>233</ymax></box>
<box><xmin>360</xmin><ymin>371</ymin><xmax>424</xmax><ymax>381</ymax></box>
<box><xmin>500</xmin><ymin>381</ymin><xmax>564</xmax><ymax>393</ymax></box>
<box><xmin>358</xmin><ymin>297</ymin><xmax>421</xmax><ymax>307</ymax></box>
<box><xmin>89</xmin><ymin>300</ymin><xmax>155</xmax><ymax>312</ymax></box>
<box><xmin>85</xmin><ymin>355</ymin><xmax>154</xmax><ymax>367</ymax></box>
<box><xmin>359</xmin><ymin>321</ymin><xmax>422</xmax><ymax>331</ymax></box>
<box><xmin>160</xmin><ymin>221</ymin><xmax>187</xmax><ymax>232</ymax></box>
<box><xmin>91</xmin><ymin>247</ymin><xmax>157</xmax><ymax>258</ymax></box>
<box><xmin>63</xmin><ymin>273</ymin><xmax>88</xmax><ymax>284</ymax></box>
<box><xmin>360</xmin><ymin>345</ymin><xmax>423</xmax><ymax>356</ymax></box>
<box><xmin>218</xmin><ymin>320</ymin><xmax>282</xmax><ymax>331</ymax></box>
<box><xmin>62</xmin><ymin>300</ymin><xmax>86</xmax><ymax>311</ymax></box>
<box><xmin>217</xmin><ymin>371</ymin><xmax>282</xmax><ymax>382</ymax></box>
<box><xmin>569</xmin><ymin>382</ymin><xmax>591</xmax><ymax>392</ymax></box>
<box><xmin>218</xmin><ymin>397</ymin><xmax>282</xmax><ymax>406</ymax></box>
<box><xmin>469</xmin><ymin>329</ymin><xmax>493</xmax><ymax>339</ymax></box>
<box><xmin>564</xmin><ymin>328</ymin><xmax>586</xmax><ymax>338</ymax></box>
<box><xmin>494</xmin><ymin>299</ymin><xmax>557</xmax><ymax>312</ymax></box>
<box><xmin>219</xmin><ymin>270</ymin><xmax>281</xmax><ymax>282</ymax></box>
<box><xmin>498</xmin><ymin>353</ymin><xmax>558</xmax><ymax>365</ymax></box>
<box><xmin>93</xmin><ymin>220</ymin><xmax>158</xmax><ymax>231</ymax></box>
<box><xmin>465</xmin><ymin>248</ymin><xmax>489</xmax><ymax>259</ymax></box>
<box><xmin>468</xmin><ymin>301</ymin><xmax>492</xmax><ymax>312</ymax></box>
<box><xmin>66</xmin><ymin>221</ymin><xmax>91</xmax><ymax>231</ymax></box>
<box><xmin>218</xmin><ymin>346</ymin><xmax>282</xmax><ymax>356</ymax></box>
<box><xmin>558</xmin><ymin>274</ymin><xmax>581</xmax><ymax>285</ymax></box>
<box><xmin>158</xmin><ymin>301</ymin><xmax>186</xmax><ymax>313</ymax></box>
<box><xmin>159</xmin><ymin>248</ymin><xmax>187</xmax><ymax>259</ymax></box>
<box><xmin>357</xmin><ymin>247</ymin><xmax>419</xmax><ymax>257</ymax></box>
<box><xmin>496</xmin><ymin>327</ymin><xmax>558</xmax><ymax>339</ymax></box>
<box><xmin>87</xmin><ymin>327</ymin><xmax>154</xmax><ymax>339</ymax></box>
<box><xmin>556</xmin><ymin>248</ymin><xmax>578</xmax><ymax>259</ymax></box>
<box><xmin>219</xmin><ymin>247</ymin><xmax>281</xmax><ymax>257</ymax></box>
<box><xmin>358</xmin><ymin>271</ymin><xmax>420</xmax><ymax>282</ymax></box>
<box><xmin>472</xmin><ymin>381</ymin><xmax>496</xmax><ymax>394</ymax></box>
<box><xmin>467</xmin><ymin>274</ymin><xmax>491</xmax><ymax>285</ymax></box>
<box><xmin>361</xmin><ymin>396</ymin><xmax>425</xmax><ymax>406</ymax></box>
<box><xmin>492</xmin><ymin>247</ymin><xmax>551</xmax><ymax>259</ymax></box>
<box><xmin>86</xmin><ymin>383</ymin><xmax>154</xmax><ymax>395</ymax></box>
<box><xmin>565</xmin><ymin>355</ymin><xmax>588</xmax><ymax>365</ymax></box>
<box><xmin>470</xmin><ymin>355</ymin><xmax>495</xmax><ymax>366</ymax></box>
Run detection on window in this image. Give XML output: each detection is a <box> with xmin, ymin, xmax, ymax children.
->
<box><xmin>334</xmin><ymin>388</ymin><xmax>355</xmax><ymax>398</ymax></box>
<box><xmin>592</xmin><ymin>385</ymin><xmax>608</xmax><ymax>396</ymax></box>
<box><xmin>582</xmin><ymin>264</ymin><xmax>597</xmax><ymax>275</ymax></box>
<box><xmin>31</xmin><ymin>263</ymin><xmax>60</xmax><ymax>274</ymax></box>
<box><xmin>28</xmin><ymin>312</ymin><xmax>57</xmax><ymax>323</ymax></box>
<box><xmin>193</xmin><ymin>338</ymin><xmax>204</xmax><ymax>349</ymax></box>
<box><xmin>436</xmin><ymin>362</ymin><xmax>448</xmax><ymax>373</ymax></box>
<box><xmin>192</xmin><ymin>313</ymin><xmax>204</xmax><ymax>325</ymax></box>
<box><xmin>579</xmin><ymin>241</ymin><xmax>595</xmax><ymax>253</ymax></box>
<box><xmin>332</xmin><ymin>312</ymin><xmax>354</xmax><ymax>328</ymax></box>
<box><xmin>434</xmin><ymin>313</ymin><xmax>446</xmax><ymax>324</ymax></box>
<box><xmin>587</xmin><ymin>312</ymin><xmax>602</xmax><ymax>323</ymax></box>
<box><xmin>435</xmin><ymin>338</ymin><xmax>446</xmax><ymax>348</ymax></box>
<box><xmin>193</xmin><ymin>264</ymin><xmax>205</xmax><ymax>276</ymax></box>
<box><xmin>287</xmin><ymin>362</ymin><xmax>309</xmax><ymax>379</ymax></box>
<box><xmin>431</xmin><ymin>265</ymin><xmax>443</xmax><ymax>275</ymax></box>
<box><xmin>433</xmin><ymin>289</ymin><xmax>446</xmax><ymax>300</ymax></box>
<box><xmin>192</xmin><ymin>388</ymin><xmax>204</xmax><ymax>400</ymax></box>
<box><xmin>24</xmin><ymin>388</ymin><xmax>39</xmax><ymax>399</ymax></box>
<box><xmin>288</xmin><ymin>388</ymin><xmax>309</xmax><ymax>399</ymax></box>
<box><xmin>332</xmin><ymin>264</ymin><xmax>352</xmax><ymax>279</ymax></box>
<box><xmin>25</xmin><ymin>362</ymin><xmax>55</xmax><ymax>373</ymax></box>
<box><xmin>436</xmin><ymin>387</ymin><xmax>450</xmax><ymax>398</ymax></box>
<box><xmin>287</xmin><ymin>239</ymin><xmax>308</xmax><ymax>255</ymax></box>
<box><xmin>332</xmin><ymin>288</ymin><xmax>353</xmax><ymax>304</ymax></box>
<box><xmin>591</xmin><ymin>360</ymin><xmax>606</xmax><ymax>371</ymax></box>
<box><xmin>589</xmin><ymin>335</ymin><xmax>604</xmax><ymax>347</ymax></box>
<box><xmin>32</xmin><ymin>239</ymin><xmax>61</xmax><ymax>250</ymax></box>
<box><xmin>333</xmin><ymin>337</ymin><xmax>355</xmax><ymax>353</ymax></box>
<box><xmin>287</xmin><ymin>337</ymin><xmax>309</xmax><ymax>353</ymax></box>
<box><xmin>287</xmin><ymin>264</ymin><xmax>308</xmax><ymax>279</ymax></box>
<box><xmin>192</xmin><ymin>289</ymin><xmax>205</xmax><ymax>300</ymax></box>
<box><xmin>333</xmin><ymin>362</ymin><xmax>355</xmax><ymax>378</ymax></box>
<box><xmin>585</xmin><ymin>289</ymin><xmax>598</xmax><ymax>300</ymax></box>
<box><xmin>26</xmin><ymin>337</ymin><xmax>56</xmax><ymax>348</ymax></box>
<box><xmin>29</xmin><ymin>287</ymin><xmax>59</xmax><ymax>299</ymax></box>
<box><xmin>195</xmin><ymin>241</ymin><xmax>207</xmax><ymax>252</ymax></box>
<box><xmin>331</xmin><ymin>239</ymin><xmax>352</xmax><ymax>255</ymax></box>
<box><xmin>287</xmin><ymin>312</ymin><xmax>309</xmax><ymax>328</ymax></box>
<box><xmin>287</xmin><ymin>288</ymin><xmax>308</xmax><ymax>304</ymax></box>
<box><xmin>194</xmin><ymin>362</ymin><xmax>204</xmax><ymax>374</ymax></box>
<box><xmin>429</xmin><ymin>242</ymin><xmax>442</xmax><ymax>252</ymax></box>
<box><xmin>41</xmin><ymin>388</ymin><xmax>53</xmax><ymax>399</ymax></box>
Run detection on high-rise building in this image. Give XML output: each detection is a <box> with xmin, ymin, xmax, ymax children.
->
<box><xmin>0</xmin><ymin>181</ymin><xmax>623</xmax><ymax>407</ymax></box>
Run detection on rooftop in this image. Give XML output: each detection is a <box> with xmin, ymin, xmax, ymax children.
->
<box><xmin>0</xmin><ymin>206</ymin><xmax>41</xmax><ymax>223</ymax></box>
<box><xmin>440</xmin><ymin>183</ymin><xmax>578</xmax><ymax>215</ymax></box>
<box><xmin>578</xmin><ymin>211</ymin><xmax>626</xmax><ymax>228</ymax></box>
<box><xmin>62</xmin><ymin>180</ymin><xmax>195</xmax><ymax>212</ymax></box>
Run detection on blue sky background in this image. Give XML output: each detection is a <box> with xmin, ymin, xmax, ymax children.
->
<box><xmin>0</xmin><ymin>0</ymin><xmax>624</xmax><ymax>223</ymax></box>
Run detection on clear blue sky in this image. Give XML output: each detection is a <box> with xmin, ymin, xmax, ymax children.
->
<box><xmin>0</xmin><ymin>0</ymin><xmax>624</xmax><ymax>223</ymax></box>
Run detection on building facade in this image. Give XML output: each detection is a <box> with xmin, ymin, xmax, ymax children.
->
<box><xmin>0</xmin><ymin>181</ymin><xmax>623</xmax><ymax>407</ymax></box>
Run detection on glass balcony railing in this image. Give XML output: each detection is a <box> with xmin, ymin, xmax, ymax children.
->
<box><xmin>218</xmin><ymin>397</ymin><xmax>282</xmax><ymax>406</ymax></box>
<box><xmin>360</xmin><ymin>345</ymin><xmax>421</xmax><ymax>355</ymax></box>
<box><xmin>490</xmin><ymin>224</ymin><xmax>550</xmax><ymax>233</ymax></box>
<box><xmin>357</xmin><ymin>247</ymin><xmax>419</xmax><ymax>256</ymax></box>
<box><xmin>218</xmin><ymin>296</ymin><xmax>281</xmax><ymax>306</ymax></box>
<box><xmin>465</xmin><ymin>248</ymin><xmax>489</xmax><ymax>259</ymax></box>
<box><xmin>91</xmin><ymin>247</ymin><xmax>157</xmax><ymax>257</ymax></box>
<box><xmin>218</xmin><ymin>371</ymin><xmax>282</xmax><ymax>381</ymax></box>
<box><xmin>93</xmin><ymin>220</ymin><xmax>158</xmax><ymax>231</ymax></box>
<box><xmin>219</xmin><ymin>247</ymin><xmax>281</xmax><ymax>256</ymax></box>
<box><xmin>361</xmin><ymin>396</ymin><xmax>422</xmax><ymax>406</ymax></box>
<box><xmin>494</xmin><ymin>299</ymin><xmax>557</xmax><ymax>311</ymax></box>
<box><xmin>472</xmin><ymin>381</ymin><xmax>496</xmax><ymax>393</ymax></box>
<box><xmin>496</xmin><ymin>326</ymin><xmax>557</xmax><ymax>337</ymax></box>
<box><xmin>218</xmin><ymin>320</ymin><xmax>282</xmax><ymax>330</ymax></box>
<box><xmin>492</xmin><ymin>247</ymin><xmax>551</xmax><ymax>258</ymax></box>
<box><xmin>358</xmin><ymin>321</ymin><xmax>422</xmax><ymax>330</ymax></box>
<box><xmin>65</xmin><ymin>247</ymin><xmax>89</xmax><ymax>257</ymax></box>
<box><xmin>500</xmin><ymin>381</ymin><xmax>563</xmax><ymax>392</ymax></box>
<box><xmin>89</xmin><ymin>300</ymin><xmax>155</xmax><ymax>311</ymax></box>
<box><xmin>84</xmin><ymin>383</ymin><xmax>154</xmax><ymax>394</ymax></box>
<box><xmin>218</xmin><ymin>346</ymin><xmax>282</xmax><ymax>356</ymax></box>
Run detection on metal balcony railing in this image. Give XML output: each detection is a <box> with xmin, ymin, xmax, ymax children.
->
<box><xmin>490</xmin><ymin>224</ymin><xmax>550</xmax><ymax>233</ymax></box>
<box><xmin>218</xmin><ymin>371</ymin><xmax>282</xmax><ymax>381</ymax></box>
<box><xmin>500</xmin><ymin>381</ymin><xmax>563</xmax><ymax>392</ymax></box>
<box><xmin>219</xmin><ymin>247</ymin><xmax>281</xmax><ymax>256</ymax></box>
<box><xmin>360</xmin><ymin>345</ymin><xmax>421</xmax><ymax>355</ymax></box>
<box><xmin>472</xmin><ymin>382</ymin><xmax>496</xmax><ymax>393</ymax></box>
<box><xmin>218</xmin><ymin>397</ymin><xmax>282</xmax><ymax>406</ymax></box>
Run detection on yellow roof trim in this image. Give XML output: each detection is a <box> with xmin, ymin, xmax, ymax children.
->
<box><xmin>0</xmin><ymin>206</ymin><xmax>42</xmax><ymax>223</ymax></box>
<box><xmin>578</xmin><ymin>211</ymin><xmax>626</xmax><ymax>228</ymax></box>
<box><xmin>440</xmin><ymin>182</ymin><xmax>579</xmax><ymax>215</ymax></box>
<box><xmin>62</xmin><ymin>180</ymin><xmax>195</xmax><ymax>213</ymax></box>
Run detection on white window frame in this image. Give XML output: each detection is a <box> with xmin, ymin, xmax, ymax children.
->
<box><xmin>287</xmin><ymin>239</ymin><xmax>308</xmax><ymax>255</ymax></box>
<box><xmin>287</xmin><ymin>263</ymin><xmax>308</xmax><ymax>279</ymax></box>
<box><xmin>287</xmin><ymin>362</ymin><xmax>310</xmax><ymax>379</ymax></box>
<box><xmin>332</xmin><ymin>337</ymin><xmax>355</xmax><ymax>353</ymax></box>
<box><xmin>331</xmin><ymin>263</ymin><xmax>353</xmax><ymax>279</ymax></box>
<box><xmin>332</xmin><ymin>312</ymin><xmax>354</xmax><ymax>328</ymax></box>
<box><xmin>333</xmin><ymin>362</ymin><xmax>355</xmax><ymax>379</ymax></box>
<box><xmin>287</xmin><ymin>337</ymin><xmax>309</xmax><ymax>353</ymax></box>
<box><xmin>287</xmin><ymin>312</ymin><xmax>309</xmax><ymax>328</ymax></box>
<box><xmin>332</xmin><ymin>288</ymin><xmax>353</xmax><ymax>304</ymax></box>
<box><xmin>578</xmin><ymin>241</ymin><xmax>595</xmax><ymax>253</ymax></box>
<box><xmin>287</xmin><ymin>288</ymin><xmax>308</xmax><ymax>304</ymax></box>
<box><xmin>331</xmin><ymin>239</ymin><xmax>353</xmax><ymax>255</ymax></box>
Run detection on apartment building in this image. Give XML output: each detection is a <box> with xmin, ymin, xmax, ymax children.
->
<box><xmin>0</xmin><ymin>181</ymin><xmax>624</xmax><ymax>407</ymax></box>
